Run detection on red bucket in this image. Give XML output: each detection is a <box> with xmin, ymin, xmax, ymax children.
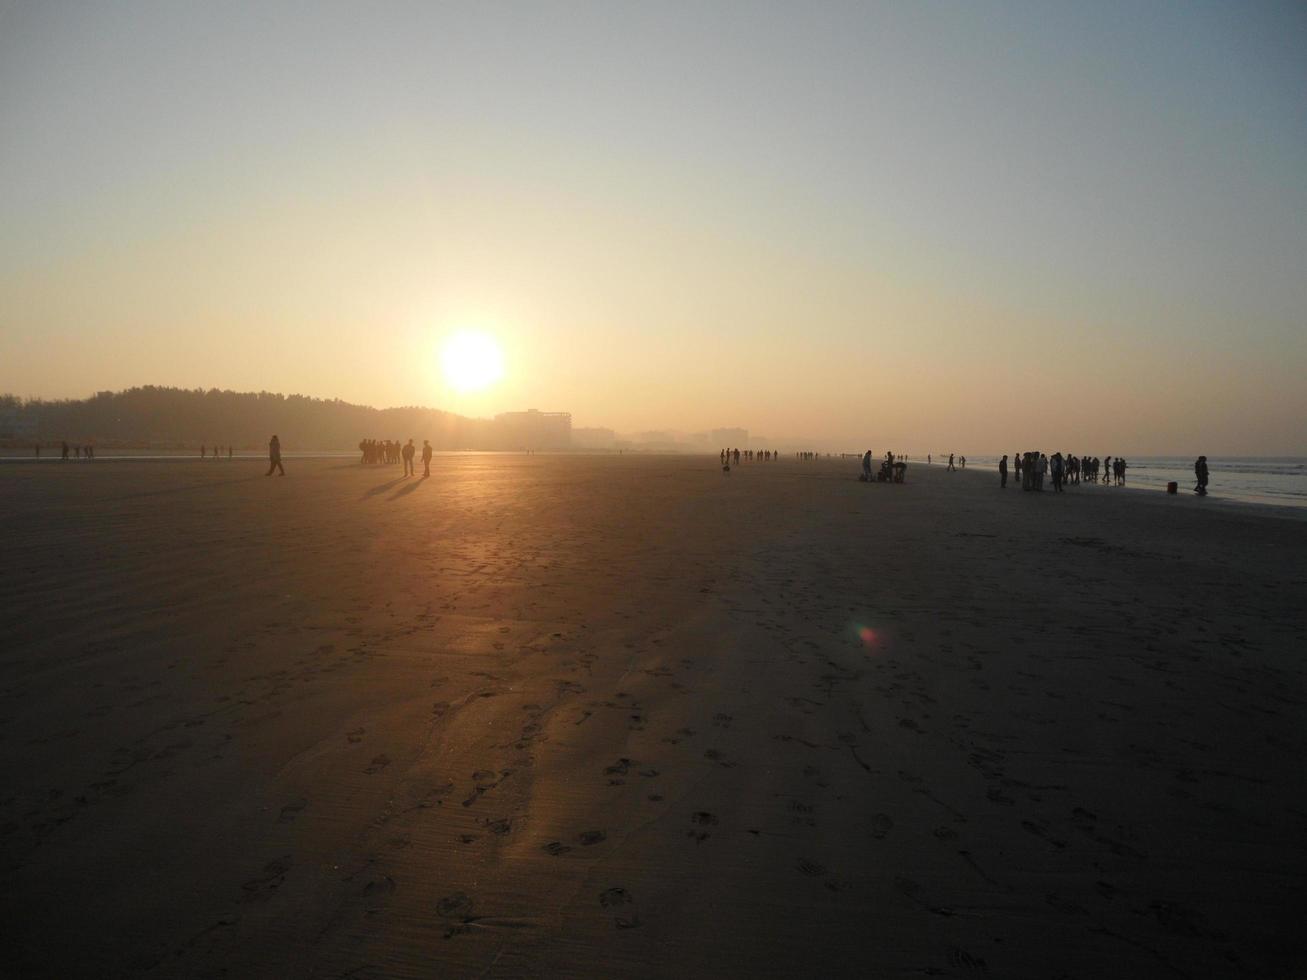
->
<box><xmin>1167</xmin><ymin>482</ymin><xmax>1178</xmax><ymax>495</ymax></box>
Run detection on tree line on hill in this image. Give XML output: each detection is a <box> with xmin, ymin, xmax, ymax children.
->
<box><xmin>0</xmin><ymin>387</ymin><xmax>505</xmax><ymax>451</ymax></box>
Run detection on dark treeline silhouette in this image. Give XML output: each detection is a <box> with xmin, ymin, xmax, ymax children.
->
<box><xmin>0</xmin><ymin>387</ymin><xmax>515</xmax><ymax>451</ymax></box>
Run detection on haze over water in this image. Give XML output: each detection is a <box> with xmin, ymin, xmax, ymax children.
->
<box><xmin>3</xmin><ymin>2</ymin><xmax>1306</xmax><ymax>453</ymax></box>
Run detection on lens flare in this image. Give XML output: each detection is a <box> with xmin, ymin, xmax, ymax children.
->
<box><xmin>855</xmin><ymin>624</ymin><xmax>877</xmax><ymax>649</ymax></box>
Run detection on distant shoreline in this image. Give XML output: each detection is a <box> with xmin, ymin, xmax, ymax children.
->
<box><xmin>4</xmin><ymin>450</ymin><xmax>1305</xmax><ymax>515</ymax></box>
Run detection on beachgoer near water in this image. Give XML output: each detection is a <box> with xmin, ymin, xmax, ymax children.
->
<box><xmin>422</xmin><ymin>440</ymin><xmax>432</xmax><ymax>477</ymax></box>
<box><xmin>862</xmin><ymin>450</ymin><xmax>872</xmax><ymax>481</ymax></box>
<box><xmin>947</xmin><ymin>453</ymin><xmax>955</xmax><ymax>472</ymax></box>
<box><xmin>1195</xmin><ymin>456</ymin><xmax>1209</xmax><ymax>496</ymax></box>
<box><xmin>999</xmin><ymin>454</ymin><xmax>1007</xmax><ymax>488</ymax></box>
<box><xmin>266</xmin><ymin>435</ymin><xmax>285</xmax><ymax>476</ymax></box>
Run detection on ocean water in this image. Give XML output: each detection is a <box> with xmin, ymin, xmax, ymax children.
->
<box><xmin>944</xmin><ymin>455</ymin><xmax>1307</xmax><ymax>509</ymax></box>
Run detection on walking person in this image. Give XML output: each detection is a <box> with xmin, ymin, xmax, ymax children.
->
<box><xmin>266</xmin><ymin>434</ymin><xmax>285</xmax><ymax>476</ymax></box>
<box><xmin>947</xmin><ymin>453</ymin><xmax>955</xmax><ymax>472</ymax></box>
<box><xmin>421</xmin><ymin>439</ymin><xmax>433</xmax><ymax>477</ymax></box>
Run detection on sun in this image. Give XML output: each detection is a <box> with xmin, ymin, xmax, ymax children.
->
<box><xmin>440</xmin><ymin>331</ymin><xmax>504</xmax><ymax>393</ymax></box>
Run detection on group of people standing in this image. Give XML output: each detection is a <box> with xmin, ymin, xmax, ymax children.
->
<box><xmin>200</xmin><ymin>445</ymin><xmax>233</xmax><ymax>459</ymax></box>
<box><xmin>52</xmin><ymin>441</ymin><xmax>95</xmax><ymax>460</ymax></box>
<box><xmin>358</xmin><ymin>439</ymin><xmax>404</xmax><ymax>465</ymax></box>
<box><xmin>719</xmin><ymin>448</ymin><xmax>780</xmax><ymax>465</ymax></box>
<box><xmin>998</xmin><ymin>452</ymin><xmax>1128</xmax><ymax>492</ymax></box>
<box><xmin>360</xmin><ymin>437</ymin><xmax>433</xmax><ymax>476</ymax></box>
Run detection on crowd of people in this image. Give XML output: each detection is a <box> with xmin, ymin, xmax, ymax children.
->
<box><xmin>358</xmin><ymin>437</ymin><xmax>433</xmax><ymax>476</ymax></box>
<box><xmin>997</xmin><ymin>452</ymin><xmax>1130</xmax><ymax>492</ymax></box>
<box><xmin>359</xmin><ymin>439</ymin><xmax>404</xmax><ymax>465</ymax></box>
<box><xmin>54</xmin><ymin>441</ymin><xmax>95</xmax><ymax>460</ymax></box>
<box><xmin>719</xmin><ymin>448</ymin><xmax>782</xmax><ymax>466</ymax></box>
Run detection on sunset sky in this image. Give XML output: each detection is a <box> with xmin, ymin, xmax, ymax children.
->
<box><xmin>2</xmin><ymin>1</ymin><xmax>1305</xmax><ymax>453</ymax></box>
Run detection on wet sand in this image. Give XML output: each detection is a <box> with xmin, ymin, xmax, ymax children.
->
<box><xmin>3</xmin><ymin>455</ymin><xmax>1306</xmax><ymax>978</ymax></box>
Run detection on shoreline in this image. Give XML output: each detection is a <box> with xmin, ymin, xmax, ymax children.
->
<box><xmin>5</xmin><ymin>450</ymin><xmax>1305</xmax><ymax>516</ymax></box>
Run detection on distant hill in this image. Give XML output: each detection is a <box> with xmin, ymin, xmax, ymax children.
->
<box><xmin>0</xmin><ymin>386</ymin><xmax>508</xmax><ymax>451</ymax></box>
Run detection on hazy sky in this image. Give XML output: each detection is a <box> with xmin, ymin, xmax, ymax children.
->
<box><xmin>2</xmin><ymin>1</ymin><xmax>1305</xmax><ymax>452</ymax></box>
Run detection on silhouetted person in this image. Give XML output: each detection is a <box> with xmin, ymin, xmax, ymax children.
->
<box><xmin>34</xmin><ymin>443</ymin><xmax>40</xmax><ymax>458</ymax></box>
<box><xmin>947</xmin><ymin>453</ymin><xmax>955</xmax><ymax>471</ymax></box>
<box><xmin>227</xmin><ymin>445</ymin><xmax>233</xmax><ymax>460</ymax></box>
<box><xmin>201</xmin><ymin>444</ymin><xmax>206</xmax><ymax>459</ymax></box>
<box><xmin>999</xmin><ymin>454</ymin><xmax>1007</xmax><ymax>488</ymax></box>
<box><xmin>1195</xmin><ymin>455</ymin><xmax>1209</xmax><ymax>496</ymax></box>
<box><xmin>401</xmin><ymin>438</ymin><xmax>415</xmax><ymax>476</ymax></box>
<box><xmin>1051</xmin><ymin>452</ymin><xmax>1064</xmax><ymax>492</ymax></box>
<box><xmin>266</xmin><ymin>435</ymin><xmax>284</xmax><ymax>476</ymax></box>
<box><xmin>421</xmin><ymin>439</ymin><xmax>432</xmax><ymax>477</ymax></box>
<box><xmin>60</xmin><ymin>440</ymin><xmax>69</xmax><ymax>461</ymax></box>
<box><xmin>861</xmin><ymin>450</ymin><xmax>872</xmax><ymax>481</ymax></box>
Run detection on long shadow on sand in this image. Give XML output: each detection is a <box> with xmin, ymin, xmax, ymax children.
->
<box><xmin>390</xmin><ymin>475</ymin><xmax>428</xmax><ymax>499</ymax></box>
<box><xmin>361</xmin><ymin>477</ymin><xmax>408</xmax><ymax>500</ymax></box>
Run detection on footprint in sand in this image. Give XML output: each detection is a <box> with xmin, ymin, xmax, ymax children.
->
<box><xmin>364</xmin><ymin>754</ymin><xmax>391</xmax><ymax>774</ymax></box>
<box><xmin>240</xmin><ymin>857</ymin><xmax>291</xmax><ymax>902</ymax></box>
<box><xmin>278</xmin><ymin>799</ymin><xmax>308</xmax><ymax>823</ymax></box>
<box><xmin>871</xmin><ymin>813</ymin><xmax>894</xmax><ymax>839</ymax></box>
<box><xmin>363</xmin><ymin>875</ymin><xmax>396</xmax><ymax>897</ymax></box>
<box><xmin>796</xmin><ymin>858</ymin><xmax>827</xmax><ymax>877</ymax></box>
<box><xmin>346</xmin><ymin>727</ymin><xmax>365</xmax><ymax>743</ymax></box>
<box><xmin>578</xmin><ymin>830</ymin><xmax>606</xmax><ymax>846</ymax></box>
<box><xmin>687</xmin><ymin>811</ymin><xmax>717</xmax><ymax>842</ymax></box>
<box><xmin>713</xmin><ymin>713</ymin><xmax>733</xmax><ymax>728</ymax></box>
<box><xmin>599</xmin><ymin>887</ymin><xmax>630</xmax><ymax>907</ymax></box>
<box><xmin>436</xmin><ymin>892</ymin><xmax>476</xmax><ymax>937</ymax></box>
<box><xmin>599</xmin><ymin>887</ymin><xmax>642</xmax><ymax>929</ymax></box>
<box><xmin>484</xmin><ymin>818</ymin><xmax>512</xmax><ymax>836</ymax></box>
<box><xmin>948</xmin><ymin>946</ymin><xmax>988</xmax><ymax>975</ymax></box>
<box><xmin>543</xmin><ymin>841</ymin><xmax>573</xmax><ymax>856</ymax></box>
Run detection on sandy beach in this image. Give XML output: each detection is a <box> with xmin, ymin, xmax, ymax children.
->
<box><xmin>2</xmin><ymin>454</ymin><xmax>1306</xmax><ymax>978</ymax></box>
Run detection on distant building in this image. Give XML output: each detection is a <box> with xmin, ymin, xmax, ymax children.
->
<box><xmin>573</xmin><ymin>426</ymin><xmax>617</xmax><ymax>450</ymax></box>
<box><xmin>711</xmin><ymin>427</ymin><xmax>748</xmax><ymax>447</ymax></box>
<box><xmin>494</xmin><ymin>409</ymin><xmax>572</xmax><ymax>450</ymax></box>
<box><xmin>0</xmin><ymin>406</ymin><xmax>37</xmax><ymax>440</ymax></box>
